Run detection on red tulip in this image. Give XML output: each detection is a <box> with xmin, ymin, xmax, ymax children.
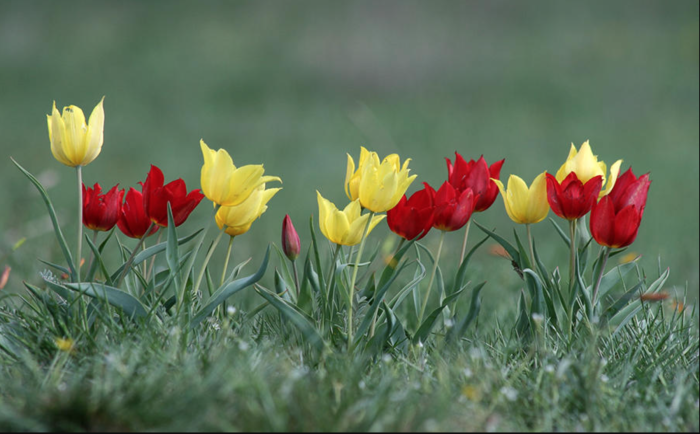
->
<box><xmin>446</xmin><ymin>153</ymin><xmax>504</xmax><ymax>212</ymax></box>
<box><xmin>82</xmin><ymin>183</ymin><xmax>124</xmax><ymax>231</ymax></box>
<box><xmin>545</xmin><ymin>172</ymin><xmax>602</xmax><ymax>221</ymax></box>
<box><xmin>430</xmin><ymin>181</ymin><xmax>477</xmax><ymax>232</ymax></box>
<box><xmin>282</xmin><ymin>214</ymin><xmax>301</xmax><ymax>261</ymax></box>
<box><xmin>387</xmin><ymin>183</ymin><xmax>435</xmax><ymax>240</ymax></box>
<box><xmin>117</xmin><ymin>188</ymin><xmax>159</xmax><ymax>239</ymax></box>
<box><xmin>142</xmin><ymin>165</ymin><xmax>204</xmax><ymax>227</ymax></box>
<box><xmin>590</xmin><ymin>168</ymin><xmax>650</xmax><ymax>248</ymax></box>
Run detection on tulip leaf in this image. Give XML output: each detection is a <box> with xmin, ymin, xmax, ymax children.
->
<box><xmin>11</xmin><ymin>158</ymin><xmax>77</xmax><ymax>281</ymax></box>
<box><xmin>446</xmin><ymin>281</ymin><xmax>486</xmax><ymax>343</ymax></box>
<box><xmin>513</xmin><ymin>229</ymin><xmax>531</xmax><ymax>270</ymax></box>
<box><xmin>190</xmin><ymin>246</ymin><xmax>270</xmax><ymax>328</ymax></box>
<box><xmin>549</xmin><ymin>218</ymin><xmax>571</xmax><ymax>248</ymax></box>
<box><xmin>609</xmin><ymin>268</ymin><xmax>669</xmax><ymax>334</ymax></box>
<box><xmin>308</xmin><ymin>215</ymin><xmax>325</xmax><ymax>292</ymax></box>
<box><xmin>84</xmin><ymin>232</ymin><xmax>112</xmax><ymax>285</ymax></box>
<box><xmin>388</xmin><ymin>259</ymin><xmax>426</xmax><ymax>310</ymax></box>
<box><xmin>588</xmin><ymin>258</ymin><xmax>639</xmax><ymax>302</ymax></box>
<box><xmin>272</xmin><ymin>243</ymin><xmax>296</xmax><ymax>295</ymax></box>
<box><xmin>513</xmin><ymin>288</ymin><xmax>531</xmax><ymax>340</ymax></box>
<box><xmin>524</xmin><ymin>269</ymin><xmax>546</xmax><ymax>318</ymax></box>
<box><xmin>85</xmin><ymin>227</ymin><xmax>116</xmax><ymax>282</ymax></box>
<box><xmin>413</xmin><ymin>287</ymin><xmax>465</xmax><ymax>344</ymax></box>
<box><xmin>38</xmin><ymin>259</ymin><xmax>71</xmax><ymax>277</ymax></box>
<box><xmin>451</xmin><ymin>234</ymin><xmax>489</xmax><ymax>297</ymax></box>
<box><xmin>354</xmin><ymin>242</ymin><xmax>414</xmax><ymax>345</ymax></box>
<box><xmin>58</xmin><ymin>281</ymin><xmax>149</xmax><ymax>318</ymax></box>
<box><xmin>254</xmin><ymin>284</ymin><xmax>325</xmax><ymax>353</ymax></box>
<box><xmin>109</xmin><ymin>229</ymin><xmax>202</xmax><ymax>283</ymax></box>
<box><xmin>473</xmin><ymin>221</ymin><xmax>521</xmax><ymax>266</ymax></box>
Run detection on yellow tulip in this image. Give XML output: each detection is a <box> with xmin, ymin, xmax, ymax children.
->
<box><xmin>215</xmin><ymin>184</ymin><xmax>281</xmax><ymax>236</ymax></box>
<box><xmin>47</xmin><ymin>98</ymin><xmax>105</xmax><ymax>167</ymax></box>
<box><xmin>555</xmin><ymin>140</ymin><xmax>622</xmax><ymax>197</ymax></box>
<box><xmin>200</xmin><ymin>140</ymin><xmax>281</xmax><ymax>207</ymax></box>
<box><xmin>345</xmin><ymin>146</ymin><xmax>371</xmax><ymax>201</ymax></box>
<box><xmin>317</xmin><ymin>191</ymin><xmax>385</xmax><ymax>246</ymax></box>
<box><xmin>493</xmin><ymin>172</ymin><xmax>550</xmax><ymax>224</ymax></box>
<box><xmin>346</xmin><ymin>149</ymin><xmax>416</xmax><ymax>213</ymax></box>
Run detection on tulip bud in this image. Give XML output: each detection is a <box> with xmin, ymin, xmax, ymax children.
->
<box><xmin>282</xmin><ymin>214</ymin><xmax>301</xmax><ymax>261</ymax></box>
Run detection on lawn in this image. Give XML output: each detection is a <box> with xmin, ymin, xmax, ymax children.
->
<box><xmin>0</xmin><ymin>1</ymin><xmax>698</xmax><ymax>431</ymax></box>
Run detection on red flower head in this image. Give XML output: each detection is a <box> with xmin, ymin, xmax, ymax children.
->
<box><xmin>282</xmin><ymin>214</ymin><xmax>301</xmax><ymax>261</ymax></box>
<box><xmin>430</xmin><ymin>181</ymin><xmax>477</xmax><ymax>232</ymax></box>
<box><xmin>142</xmin><ymin>165</ymin><xmax>205</xmax><ymax>227</ymax></box>
<box><xmin>590</xmin><ymin>168</ymin><xmax>650</xmax><ymax>248</ymax></box>
<box><xmin>387</xmin><ymin>183</ymin><xmax>435</xmax><ymax>240</ymax></box>
<box><xmin>117</xmin><ymin>188</ymin><xmax>159</xmax><ymax>239</ymax></box>
<box><xmin>446</xmin><ymin>153</ymin><xmax>504</xmax><ymax>212</ymax></box>
<box><xmin>545</xmin><ymin>172</ymin><xmax>602</xmax><ymax>221</ymax></box>
<box><xmin>82</xmin><ymin>183</ymin><xmax>124</xmax><ymax>231</ymax></box>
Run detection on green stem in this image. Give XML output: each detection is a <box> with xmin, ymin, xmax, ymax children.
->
<box><xmin>347</xmin><ymin>211</ymin><xmax>375</xmax><ymax>350</ymax></box>
<box><xmin>76</xmin><ymin>166</ymin><xmax>83</xmax><ymax>283</ymax></box>
<box><xmin>459</xmin><ymin>219</ymin><xmax>471</xmax><ymax>265</ymax></box>
<box><xmin>419</xmin><ymin>230</ymin><xmax>445</xmax><ymax>325</ymax></box>
<box><xmin>146</xmin><ymin>231</ymin><xmax>163</xmax><ymax>282</ymax></box>
<box><xmin>292</xmin><ymin>260</ymin><xmax>300</xmax><ymax>299</ymax></box>
<box><xmin>526</xmin><ymin>223</ymin><xmax>536</xmax><ymax>269</ymax></box>
<box><xmin>220</xmin><ymin>235</ymin><xmax>234</xmax><ymax>287</ymax></box>
<box><xmin>568</xmin><ymin>219</ymin><xmax>577</xmax><ymax>292</ymax></box>
<box><xmin>117</xmin><ymin>222</ymin><xmax>156</xmax><ymax>287</ymax></box>
<box><xmin>591</xmin><ymin>247</ymin><xmax>611</xmax><ymax>308</ymax></box>
<box><xmin>193</xmin><ymin>228</ymin><xmax>226</xmax><ymax>297</ymax></box>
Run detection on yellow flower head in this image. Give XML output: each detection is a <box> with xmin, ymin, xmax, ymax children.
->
<box><xmin>493</xmin><ymin>172</ymin><xmax>550</xmax><ymax>225</ymax></box>
<box><xmin>47</xmin><ymin>98</ymin><xmax>105</xmax><ymax>167</ymax></box>
<box><xmin>344</xmin><ymin>148</ymin><xmax>416</xmax><ymax>213</ymax></box>
<box><xmin>200</xmin><ymin>140</ymin><xmax>281</xmax><ymax>207</ymax></box>
<box><xmin>345</xmin><ymin>146</ymin><xmax>372</xmax><ymax>201</ymax></box>
<box><xmin>317</xmin><ymin>191</ymin><xmax>385</xmax><ymax>246</ymax></box>
<box><xmin>55</xmin><ymin>337</ymin><xmax>75</xmax><ymax>352</ymax></box>
<box><xmin>215</xmin><ymin>184</ymin><xmax>281</xmax><ymax>236</ymax></box>
<box><xmin>555</xmin><ymin>141</ymin><xmax>622</xmax><ymax>197</ymax></box>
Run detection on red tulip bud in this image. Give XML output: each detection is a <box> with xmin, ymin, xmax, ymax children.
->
<box><xmin>282</xmin><ymin>214</ymin><xmax>301</xmax><ymax>261</ymax></box>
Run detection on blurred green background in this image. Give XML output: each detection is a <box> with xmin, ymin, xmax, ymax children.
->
<box><xmin>1</xmin><ymin>1</ymin><xmax>698</xmax><ymax>315</ymax></box>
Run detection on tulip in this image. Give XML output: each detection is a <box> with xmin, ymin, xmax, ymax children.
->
<box><xmin>446</xmin><ymin>153</ymin><xmax>504</xmax><ymax>212</ymax></box>
<box><xmin>47</xmin><ymin>98</ymin><xmax>105</xmax><ymax>167</ymax></box>
<box><xmin>386</xmin><ymin>184</ymin><xmax>435</xmax><ymax>240</ymax></box>
<box><xmin>282</xmin><ymin>214</ymin><xmax>301</xmax><ymax>261</ymax></box>
<box><xmin>142</xmin><ymin>165</ymin><xmax>205</xmax><ymax>227</ymax></box>
<box><xmin>317</xmin><ymin>191</ymin><xmax>385</xmax><ymax>246</ymax></box>
<box><xmin>200</xmin><ymin>140</ymin><xmax>281</xmax><ymax>207</ymax></box>
<box><xmin>493</xmin><ymin>172</ymin><xmax>549</xmax><ymax>225</ymax></box>
<box><xmin>590</xmin><ymin>169</ymin><xmax>650</xmax><ymax>249</ymax></box>
<box><xmin>215</xmin><ymin>184</ymin><xmax>281</xmax><ymax>237</ymax></box>
<box><xmin>345</xmin><ymin>146</ymin><xmax>371</xmax><ymax>201</ymax></box>
<box><xmin>555</xmin><ymin>141</ymin><xmax>622</xmax><ymax>198</ymax></box>
<box><xmin>82</xmin><ymin>183</ymin><xmax>124</xmax><ymax>231</ymax></box>
<box><xmin>429</xmin><ymin>182</ymin><xmax>477</xmax><ymax>232</ymax></box>
<box><xmin>357</xmin><ymin>150</ymin><xmax>417</xmax><ymax>213</ymax></box>
<box><xmin>545</xmin><ymin>172</ymin><xmax>602</xmax><ymax>221</ymax></box>
<box><xmin>117</xmin><ymin>188</ymin><xmax>159</xmax><ymax>239</ymax></box>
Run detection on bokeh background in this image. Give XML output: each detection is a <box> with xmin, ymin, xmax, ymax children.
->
<box><xmin>1</xmin><ymin>1</ymin><xmax>698</xmax><ymax>317</ymax></box>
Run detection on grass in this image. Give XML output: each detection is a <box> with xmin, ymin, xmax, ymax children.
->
<box><xmin>0</xmin><ymin>1</ymin><xmax>698</xmax><ymax>431</ymax></box>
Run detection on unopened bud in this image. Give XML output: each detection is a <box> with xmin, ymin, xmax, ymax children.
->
<box><xmin>282</xmin><ymin>214</ymin><xmax>301</xmax><ymax>261</ymax></box>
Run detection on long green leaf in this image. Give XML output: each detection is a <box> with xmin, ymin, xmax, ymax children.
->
<box><xmin>255</xmin><ymin>285</ymin><xmax>325</xmax><ymax>353</ymax></box>
<box><xmin>413</xmin><ymin>287</ymin><xmax>465</xmax><ymax>344</ymax></box>
<box><xmin>190</xmin><ymin>246</ymin><xmax>270</xmax><ymax>327</ymax></box>
<box><xmin>59</xmin><ymin>281</ymin><xmax>148</xmax><ymax>318</ymax></box>
<box><xmin>446</xmin><ymin>281</ymin><xmax>486</xmax><ymax>342</ymax></box>
<box><xmin>473</xmin><ymin>220</ymin><xmax>520</xmax><ymax>265</ymax></box>
<box><xmin>12</xmin><ymin>158</ymin><xmax>76</xmax><ymax>280</ymax></box>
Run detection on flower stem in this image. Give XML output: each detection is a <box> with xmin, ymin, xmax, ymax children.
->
<box><xmin>292</xmin><ymin>260</ymin><xmax>300</xmax><ymax>299</ymax></box>
<box><xmin>193</xmin><ymin>228</ymin><xmax>226</xmax><ymax>297</ymax></box>
<box><xmin>568</xmin><ymin>219</ymin><xmax>577</xmax><ymax>292</ymax></box>
<box><xmin>347</xmin><ymin>211</ymin><xmax>374</xmax><ymax>350</ymax></box>
<box><xmin>459</xmin><ymin>219</ymin><xmax>471</xmax><ymax>265</ymax></box>
<box><xmin>146</xmin><ymin>231</ymin><xmax>163</xmax><ymax>282</ymax></box>
<box><xmin>526</xmin><ymin>223</ymin><xmax>536</xmax><ymax>269</ymax></box>
<box><xmin>220</xmin><ymin>235</ymin><xmax>235</xmax><ymax>287</ymax></box>
<box><xmin>117</xmin><ymin>222</ymin><xmax>156</xmax><ymax>287</ymax></box>
<box><xmin>592</xmin><ymin>247</ymin><xmax>611</xmax><ymax>308</ymax></box>
<box><xmin>76</xmin><ymin>166</ymin><xmax>83</xmax><ymax>282</ymax></box>
<box><xmin>419</xmin><ymin>230</ymin><xmax>445</xmax><ymax>325</ymax></box>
